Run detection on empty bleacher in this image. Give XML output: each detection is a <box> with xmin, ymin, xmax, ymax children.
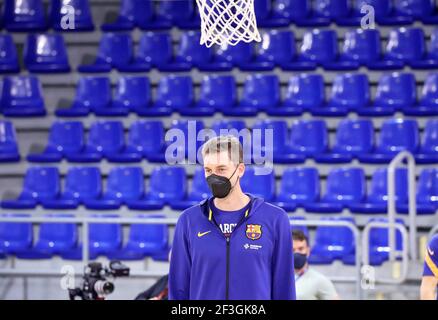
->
<box><xmin>0</xmin><ymin>0</ymin><xmax>437</xmax><ymax>300</ymax></box>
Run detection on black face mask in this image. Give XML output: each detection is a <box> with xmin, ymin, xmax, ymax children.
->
<box><xmin>206</xmin><ymin>166</ymin><xmax>239</xmax><ymax>199</ymax></box>
<box><xmin>294</xmin><ymin>253</ymin><xmax>308</xmax><ymax>270</ymax></box>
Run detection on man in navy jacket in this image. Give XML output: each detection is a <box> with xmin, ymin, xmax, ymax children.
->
<box><xmin>169</xmin><ymin>135</ymin><xmax>295</xmax><ymax>300</ymax></box>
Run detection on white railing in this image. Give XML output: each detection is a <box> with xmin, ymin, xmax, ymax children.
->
<box><xmin>387</xmin><ymin>151</ymin><xmax>417</xmax><ymax>261</ymax></box>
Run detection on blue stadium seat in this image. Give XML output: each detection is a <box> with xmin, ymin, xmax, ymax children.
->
<box><xmin>274</xmin><ymin>168</ymin><xmax>320</xmax><ymax>211</ymax></box>
<box><xmin>316</xmin><ymin>119</ymin><xmax>374</xmax><ymax>163</ymax></box>
<box><xmin>221</xmin><ymin>74</ymin><xmax>264</xmax><ymax>116</ymax></box>
<box><xmin>233</xmin><ymin>74</ymin><xmax>280</xmax><ymax>116</ymax></box>
<box><xmin>143</xmin><ymin>32</ymin><xmax>205</xmax><ymax>72</ymax></box>
<box><xmin>0</xmin><ymin>121</ymin><xmax>20</xmax><ymax>162</ymax></box>
<box><xmin>42</xmin><ymin>167</ymin><xmax>102</xmax><ymax>209</ymax></box>
<box><xmin>251</xmin><ymin>0</ymin><xmax>290</xmax><ymax>27</ymax></box>
<box><xmin>309</xmin><ymin>217</ymin><xmax>356</xmax><ymax>265</ymax></box>
<box><xmin>84</xmin><ymin>167</ymin><xmax>145</xmax><ymax>210</ymax></box>
<box><xmin>250</xmin><ymin>30</ymin><xmax>296</xmax><ymax>71</ymax></box>
<box><xmin>78</xmin><ymin>33</ymin><xmax>135</xmax><ymax>72</ymax></box>
<box><xmin>313</xmin><ymin>73</ymin><xmax>368</xmax><ymax>116</ymax></box>
<box><xmin>153</xmin><ymin>75</ymin><xmax>194</xmax><ymax>113</ymax></box>
<box><xmin>289</xmin><ymin>120</ymin><xmax>329</xmax><ymax>158</ymax></box>
<box><xmin>110</xmin><ymin>214</ymin><xmax>169</xmax><ymax>260</ymax></box>
<box><xmin>359</xmin><ymin>119</ymin><xmax>419</xmax><ymax>164</ymax></box>
<box><xmin>67</xmin><ymin>121</ymin><xmax>141</xmax><ymax>163</ymax></box>
<box><xmin>128</xmin><ymin>32</ymin><xmax>171</xmax><ymax>72</ymax></box>
<box><xmin>90</xmin><ymin>76</ymin><xmax>130</xmax><ymax>116</ymax></box>
<box><xmin>171</xmin><ymin>168</ymin><xmax>211</xmax><ymax>210</ymax></box>
<box><xmin>415</xmin><ymin>169</ymin><xmax>438</xmax><ymax>212</ymax></box>
<box><xmin>24</xmin><ymin>34</ymin><xmax>70</xmax><ymax>73</ymax></box>
<box><xmin>50</xmin><ymin>0</ymin><xmax>95</xmax><ymax>31</ymax></box>
<box><xmin>201</xmin><ymin>42</ymin><xmax>254</xmax><ymax>72</ymax></box>
<box><xmin>394</xmin><ymin>0</ymin><xmax>438</xmax><ymax>24</ymax></box>
<box><xmin>359</xmin><ymin>73</ymin><xmax>416</xmax><ymax>116</ymax></box>
<box><xmin>1</xmin><ymin>76</ymin><xmax>46</xmax><ymax>117</ymax></box>
<box><xmin>298</xmin><ymin>29</ymin><xmax>355</xmax><ymax>70</ymax></box>
<box><xmin>127</xmin><ymin>167</ymin><xmax>186</xmax><ymax>210</ymax></box>
<box><xmin>289</xmin><ymin>216</ymin><xmax>310</xmax><ymax>238</ymax></box>
<box><xmin>4</xmin><ymin>0</ymin><xmax>48</xmax><ymax>31</ymax></box>
<box><xmin>56</xmin><ymin>77</ymin><xmax>114</xmax><ymax>117</ymax></box>
<box><xmin>126</xmin><ymin>121</ymin><xmax>166</xmax><ymax>160</ymax></box>
<box><xmin>148</xmin><ymin>120</ymin><xmax>205</xmax><ymax>163</ymax></box>
<box><xmin>365</xmin><ymin>218</ymin><xmax>404</xmax><ymax>266</ymax></box>
<box><xmin>277</xmin><ymin>74</ymin><xmax>324</xmax><ymax>115</ymax></box>
<box><xmin>252</xmin><ymin>120</ymin><xmax>304</xmax><ymax>164</ymax></box>
<box><xmin>406</xmin><ymin>73</ymin><xmax>438</xmax><ymax>116</ymax></box>
<box><xmin>312</xmin><ymin>0</ymin><xmax>350</xmax><ymax>23</ymax></box>
<box><xmin>180</xmin><ymin>76</ymin><xmax>218</xmax><ymax>116</ymax></box>
<box><xmin>325</xmin><ymin>73</ymin><xmax>370</xmax><ymax>114</ymax></box>
<box><xmin>350</xmin><ymin>168</ymin><xmax>408</xmax><ymax>214</ymax></box>
<box><xmin>153</xmin><ymin>0</ymin><xmax>197</xmax><ymax>29</ymax></box>
<box><xmin>424</xmin><ymin>28</ymin><xmax>438</xmax><ymax>62</ymax></box>
<box><xmin>16</xmin><ymin>214</ymin><xmax>78</xmax><ymax>259</ymax></box>
<box><xmin>173</xmin><ymin>31</ymin><xmax>213</xmax><ymax>71</ymax></box>
<box><xmin>27</xmin><ymin>121</ymin><xmax>85</xmax><ymax>163</ymax></box>
<box><xmin>291</xmin><ymin>0</ymin><xmax>347</xmax><ymax>26</ymax></box>
<box><xmin>1</xmin><ymin>167</ymin><xmax>60</xmax><ymax>209</ymax></box>
<box><xmin>338</xmin><ymin>0</ymin><xmax>392</xmax><ymax>25</ymax></box>
<box><xmin>367</xmin><ymin>29</ymin><xmax>422</xmax><ymax>70</ymax></box>
<box><xmin>113</xmin><ymin>76</ymin><xmax>170</xmax><ymax>116</ymax></box>
<box><xmin>338</xmin><ymin>29</ymin><xmax>381</xmax><ymax>67</ymax></box>
<box><xmin>271</xmin><ymin>0</ymin><xmax>311</xmax><ymax>26</ymax></box>
<box><xmin>211</xmin><ymin>120</ymin><xmax>247</xmax><ymax>136</ymax></box>
<box><xmin>305</xmin><ymin>168</ymin><xmax>366</xmax><ymax>213</ymax></box>
<box><xmin>0</xmin><ymin>214</ymin><xmax>32</xmax><ymax>256</ymax></box>
<box><xmin>416</xmin><ymin>120</ymin><xmax>438</xmax><ymax>164</ymax></box>
<box><xmin>195</xmin><ymin>75</ymin><xmax>237</xmax><ymax>115</ymax></box>
<box><xmin>0</xmin><ymin>35</ymin><xmax>20</xmax><ymax>73</ymax></box>
<box><xmin>62</xmin><ymin>214</ymin><xmax>122</xmax><ymax>260</ymax></box>
<box><xmin>240</xmin><ymin>166</ymin><xmax>276</xmax><ymax>201</ymax></box>
<box><xmin>383</xmin><ymin>28</ymin><xmax>438</xmax><ymax>69</ymax></box>
<box><xmin>101</xmin><ymin>0</ymin><xmax>153</xmax><ymax>31</ymax></box>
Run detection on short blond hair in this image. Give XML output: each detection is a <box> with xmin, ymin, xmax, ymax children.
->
<box><xmin>202</xmin><ymin>135</ymin><xmax>243</xmax><ymax>164</ymax></box>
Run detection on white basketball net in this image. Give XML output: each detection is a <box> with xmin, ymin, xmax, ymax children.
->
<box><xmin>196</xmin><ymin>0</ymin><xmax>261</xmax><ymax>47</ymax></box>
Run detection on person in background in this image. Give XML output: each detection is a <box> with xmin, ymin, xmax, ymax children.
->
<box><xmin>420</xmin><ymin>234</ymin><xmax>438</xmax><ymax>300</ymax></box>
<box><xmin>292</xmin><ymin>230</ymin><xmax>340</xmax><ymax>300</ymax></box>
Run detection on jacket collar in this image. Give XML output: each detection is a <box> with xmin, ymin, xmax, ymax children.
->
<box><xmin>200</xmin><ymin>193</ymin><xmax>263</xmax><ymax>221</ymax></box>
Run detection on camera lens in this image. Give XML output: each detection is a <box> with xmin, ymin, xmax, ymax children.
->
<box><xmin>94</xmin><ymin>280</ymin><xmax>114</xmax><ymax>296</ymax></box>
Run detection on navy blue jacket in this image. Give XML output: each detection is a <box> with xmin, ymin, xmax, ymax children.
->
<box><xmin>169</xmin><ymin>194</ymin><xmax>296</xmax><ymax>300</ymax></box>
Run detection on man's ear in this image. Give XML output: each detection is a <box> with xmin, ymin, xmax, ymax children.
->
<box><xmin>238</xmin><ymin>163</ymin><xmax>245</xmax><ymax>178</ymax></box>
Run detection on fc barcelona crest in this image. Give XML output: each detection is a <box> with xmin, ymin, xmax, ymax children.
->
<box><xmin>246</xmin><ymin>224</ymin><xmax>262</xmax><ymax>241</ymax></box>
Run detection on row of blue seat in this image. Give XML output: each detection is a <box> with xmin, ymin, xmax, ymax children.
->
<box><xmin>0</xmin><ymin>213</ymin><xmax>169</xmax><ymax>261</ymax></box>
<box><xmin>76</xmin><ymin>29</ymin><xmax>438</xmax><ymax>74</ymax></box>
<box><xmin>55</xmin><ymin>72</ymin><xmax>438</xmax><ymax>117</ymax></box>
<box><xmin>0</xmin><ymin>213</ymin><xmax>406</xmax><ymax>266</ymax></box>
<box><xmin>3</xmin><ymin>0</ymin><xmax>437</xmax><ymax>33</ymax></box>
<box><xmin>0</xmin><ymin>34</ymin><xmax>70</xmax><ymax>73</ymax></box>
<box><xmin>3</xmin><ymin>72</ymin><xmax>438</xmax><ymax>118</ymax></box>
<box><xmin>1</xmin><ymin>0</ymin><xmax>94</xmax><ymax>32</ymax></box>
<box><xmin>2</xmin><ymin>118</ymin><xmax>437</xmax><ymax>164</ymax></box>
<box><xmin>291</xmin><ymin>217</ymin><xmax>405</xmax><ymax>266</ymax></box>
<box><xmin>1</xmin><ymin>166</ymin><xmax>437</xmax><ymax>215</ymax></box>
<box><xmin>55</xmin><ymin>73</ymin><xmax>438</xmax><ymax>117</ymax></box>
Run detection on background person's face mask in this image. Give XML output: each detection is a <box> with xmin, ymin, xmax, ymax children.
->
<box><xmin>293</xmin><ymin>252</ymin><xmax>308</xmax><ymax>270</ymax></box>
<box><xmin>206</xmin><ymin>165</ymin><xmax>239</xmax><ymax>199</ymax></box>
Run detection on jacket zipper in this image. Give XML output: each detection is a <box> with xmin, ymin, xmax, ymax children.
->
<box><xmin>211</xmin><ymin>213</ymin><xmax>250</xmax><ymax>301</ymax></box>
<box><xmin>225</xmin><ymin>236</ymin><xmax>230</xmax><ymax>300</ymax></box>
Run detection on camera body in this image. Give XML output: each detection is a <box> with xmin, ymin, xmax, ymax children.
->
<box><xmin>69</xmin><ymin>261</ymin><xmax>130</xmax><ymax>300</ymax></box>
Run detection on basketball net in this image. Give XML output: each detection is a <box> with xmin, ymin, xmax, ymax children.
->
<box><xmin>196</xmin><ymin>0</ymin><xmax>262</xmax><ymax>47</ymax></box>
